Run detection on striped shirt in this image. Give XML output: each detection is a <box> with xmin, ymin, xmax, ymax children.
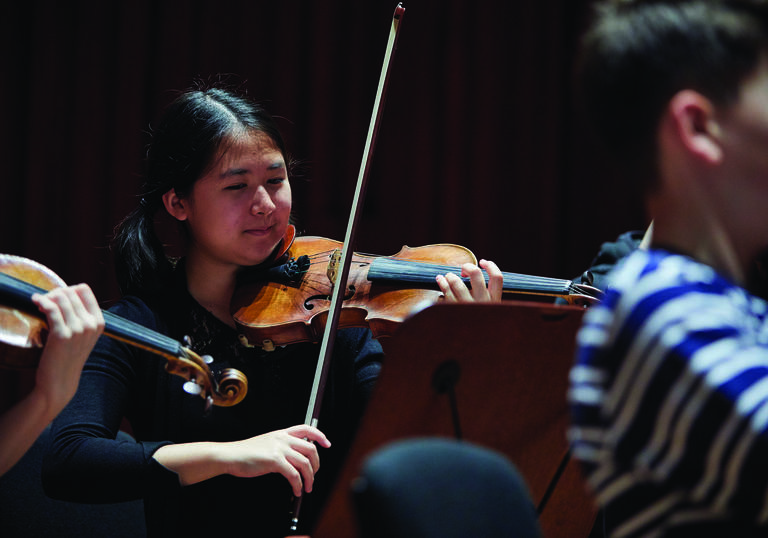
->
<box><xmin>569</xmin><ymin>249</ymin><xmax>768</xmax><ymax>537</ymax></box>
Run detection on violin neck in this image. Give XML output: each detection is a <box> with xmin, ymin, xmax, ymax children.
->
<box><xmin>367</xmin><ymin>258</ymin><xmax>573</xmax><ymax>296</ymax></box>
<box><xmin>103</xmin><ymin>312</ymin><xmax>185</xmax><ymax>359</ymax></box>
<box><xmin>0</xmin><ymin>271</ymin><xmax>184</xmax><ymax>358</ymax></box>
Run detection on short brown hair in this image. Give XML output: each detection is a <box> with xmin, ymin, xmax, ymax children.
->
<box><xmin>577</xmin><ymin>0</ymin><xmax>768</xmax><ymax>188</ymax></box>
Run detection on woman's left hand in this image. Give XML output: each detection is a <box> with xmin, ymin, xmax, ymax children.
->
<box><xmin>436</xmin><ymin>259</ymin><xmax>503</xmax><ymax>303</ymax></box>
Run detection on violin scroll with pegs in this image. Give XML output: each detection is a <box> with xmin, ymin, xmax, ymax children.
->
<box><xmin>0</xmin><ymin>254</ymin><xmax>248</xmax><ymax>409</ymax></box>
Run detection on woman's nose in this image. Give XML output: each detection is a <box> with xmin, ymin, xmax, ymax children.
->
<box><xmin>251</xmin><ymin>187</ymin><xmax>276</xmax><ymax>215</ymax></box>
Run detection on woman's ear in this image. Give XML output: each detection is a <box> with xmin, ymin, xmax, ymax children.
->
<box><xmin>667</xmin><ymin>90</ymin><xmax>723</xmax><ymax>165</ymax></box>
<box><xmin>162</xmin><ymin>189</ymin><xmax>188</xmax><ymax>221</ymax></box>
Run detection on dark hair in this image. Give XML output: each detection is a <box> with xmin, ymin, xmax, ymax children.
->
<box><xmin>577</xmin><ymin>0</ymin><xmax>768</xmax><ymax>188</ymax></box>
<box><xmin>112</xmin><ymin>85</ymin><xmax>290</xmax><ymax>296</ymax></box>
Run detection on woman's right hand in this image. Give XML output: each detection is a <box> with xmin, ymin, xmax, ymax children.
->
<box><xmin>224</xmin><ymin>425</ymin><xmax>331</xmax><ymax>496</ymax></box>
<box><xmin>153</xmin><ymin>425</ymin><xmax>331</xmax><ymax>496</ymax></box>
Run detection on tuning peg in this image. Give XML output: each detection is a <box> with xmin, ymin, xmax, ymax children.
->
<box><xmin>183</xmin><ymin>381</ymin><xmax>202</xmax><ymax>395</ymax></box>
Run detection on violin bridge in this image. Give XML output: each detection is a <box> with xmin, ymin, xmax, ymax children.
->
<box><xmin>327</xmin><ymin>249</ymin><xmax>341</xmax><ymax>284</ymax></box>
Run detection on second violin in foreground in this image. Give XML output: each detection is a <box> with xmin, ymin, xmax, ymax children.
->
<box><xmin>0</xmin><ymin>254</ymin><xmax>248</xmax><ymax>409</ymax></box>
<box><xmin>231</xmin><ymin>235</ymin><xmax>603</xmax><ymax>351</ymax></box>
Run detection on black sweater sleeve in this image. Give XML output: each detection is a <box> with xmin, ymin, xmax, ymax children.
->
<box><xmin>42</xmin><ymin>297</ymin><xmax>180</xmax><ymax>503</ymax></box>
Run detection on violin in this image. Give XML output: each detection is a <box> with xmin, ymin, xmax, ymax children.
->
<box><xmin>231</xmin><ymin>235</ymin><xmax>603</xmax><ymax>351</ymax></box>
<box><xmin>0</xmin><ymin>254</ymin><xmax>247</xmax><ymax>409</ymax></box>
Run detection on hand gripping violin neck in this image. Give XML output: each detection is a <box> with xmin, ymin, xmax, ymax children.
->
<box><xmin>0</xmin><ymin>254</ymin><xmax>247</xmax><ymax>412</ymax></box>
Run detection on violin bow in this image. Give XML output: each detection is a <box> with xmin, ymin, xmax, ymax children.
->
<box><xmin>289</xmin><ymin>3</ymin><xmax>406</xmax><ymax>532</ymax></box>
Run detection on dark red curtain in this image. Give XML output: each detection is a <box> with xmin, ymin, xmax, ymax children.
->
<box><xmin>0</xmin><ymin>0</ymin><xmax>644</xmax><ymax>405</ymax></box>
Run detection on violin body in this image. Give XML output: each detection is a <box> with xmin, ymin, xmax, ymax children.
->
<box><xmin>232</xmin><ymin>236</ymin><xmax>477</xmax><ymax>350</ymax></box>
<box><xmin>0</xmin><ymin>255</ymin><xmax>66</xmax><ymax>369</ymax></box>
<box><xmin>0</xmin><ymin>254</ymin><xmax>247</xmax><ymax>408</ymax></box>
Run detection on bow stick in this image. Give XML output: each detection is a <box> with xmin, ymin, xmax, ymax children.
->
<box><xmin>289</xmin><ymin>3</ymin><xmax>406</xmax><ymax>532</ymax></box>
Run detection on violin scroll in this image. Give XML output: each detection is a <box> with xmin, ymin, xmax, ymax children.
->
<box><xmin>164</xmin><ymin>348</ymin><xmax>248</xmax><ymax>408</ymax></box>
<box><xmin>563</xmin><ymin>283</ymin><xmax>604</xmax><ymax>307</ymax></box>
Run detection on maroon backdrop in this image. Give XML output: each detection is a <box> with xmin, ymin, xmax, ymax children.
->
<box><xmin>0</xmin><ymin>0</ymin><xmax>644</xmax><ymax>302</ymax></box>
<box><xmin>0</xmin><ymin>1</ymin><xmax>645</xmax><ymax>406</ymax></box>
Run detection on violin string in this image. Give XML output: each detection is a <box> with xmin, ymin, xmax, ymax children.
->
<box><xmin>103</xmin><ymin>312</ymin><xmax>183</xmax><ymax>356</ymax></box>
<box><xmin>0</xmin><ymin>271</ymin><xmax>50</xmax><ymax>301</ymax></box>
<box><xmin>567</xmin><ymin>281</ymin><xmax>600</xmax><ymax>299</ymax></box>
<box><xmin>0</xmin><ymin>271</ymin><xmax>186</xmax><ymax>356</ymax></box>
<box><xmin>294</xmin><ymin>249</ymin><xmax>599</xmax><ymax>298</ymax></box>
<box><xmin>370</xmin><ymin>258</ymin><xmax>572</xmax><ymax>292</ymax></box>
<box><xmin>300</xmin><ymin>252</ymin><xmax>567</xmax><ymax>285</ymax></box>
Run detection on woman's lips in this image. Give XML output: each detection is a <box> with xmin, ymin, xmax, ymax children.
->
<box><xmin>244</xmin><ymin>225</ymin><xmax>272</xmax><ymax>237</ymax></box>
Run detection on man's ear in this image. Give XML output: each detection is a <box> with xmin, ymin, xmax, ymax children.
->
<box><xmin>667</xmin><ymin>89</ymin><xmax>723</xmax><ymax>165</ymax></box>
<box><xmin>162</xmin><ymin>189</ymin><xmax>188</xmax><ymax>221</ymax></box>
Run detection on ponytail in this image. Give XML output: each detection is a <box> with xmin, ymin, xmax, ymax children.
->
<box><xmin>112</xmin><ymin>197</ymin><xmax>173</xmax><ymax>297</ymax></box>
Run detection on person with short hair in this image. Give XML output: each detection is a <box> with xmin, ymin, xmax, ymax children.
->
<box><xmin>568</xmin><ymin>1</ymin><xmax>768</xmax><ymax>536</ymax></box>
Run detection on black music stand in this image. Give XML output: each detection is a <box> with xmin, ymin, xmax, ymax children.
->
<box><xmin>312</xmin><ymin>301</ymin><xmax>596</xmax><ymax>538</ymax></box>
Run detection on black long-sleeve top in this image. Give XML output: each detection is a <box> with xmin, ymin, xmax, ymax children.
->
<box><xmin>42</xmin><ymin>266</ymin><xmax>383</xmax><ymax>537</ymax></box>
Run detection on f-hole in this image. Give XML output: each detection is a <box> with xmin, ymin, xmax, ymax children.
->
<box><xmin>304</xmin><ymin>285</ymin><xmax>356</xmax><ymax>311</ymax></box>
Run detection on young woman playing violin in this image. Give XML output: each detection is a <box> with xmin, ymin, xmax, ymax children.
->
<box><xmin>0</xmin><ymin>284</ymin><xmax>103</xmax><ymax>477</ymax></box>
<box><xmin>42</xmin><ymin>85</ymin><xmax>391</xmax><ymax>537</ymax></box>
<box><xmin>41</xmin><ymin>82</ymin><xmax>504</xmax><ymax>536</ymax></box>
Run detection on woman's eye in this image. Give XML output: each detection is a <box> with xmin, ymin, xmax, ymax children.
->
<box><xmin>224</xmin><ymin>183</ymin><xmax>247</xmax><ymax>191</ymax></box>
<box><xmin>267</xmin><ymin>177</ymin><xmax>287</xmax><ymax>185</ymax></box>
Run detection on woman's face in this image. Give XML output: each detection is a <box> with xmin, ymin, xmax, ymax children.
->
<box><xmin>169</xmin><ymin>132</ymin><xmax>292</xmax><ymax>269</ymax></box>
